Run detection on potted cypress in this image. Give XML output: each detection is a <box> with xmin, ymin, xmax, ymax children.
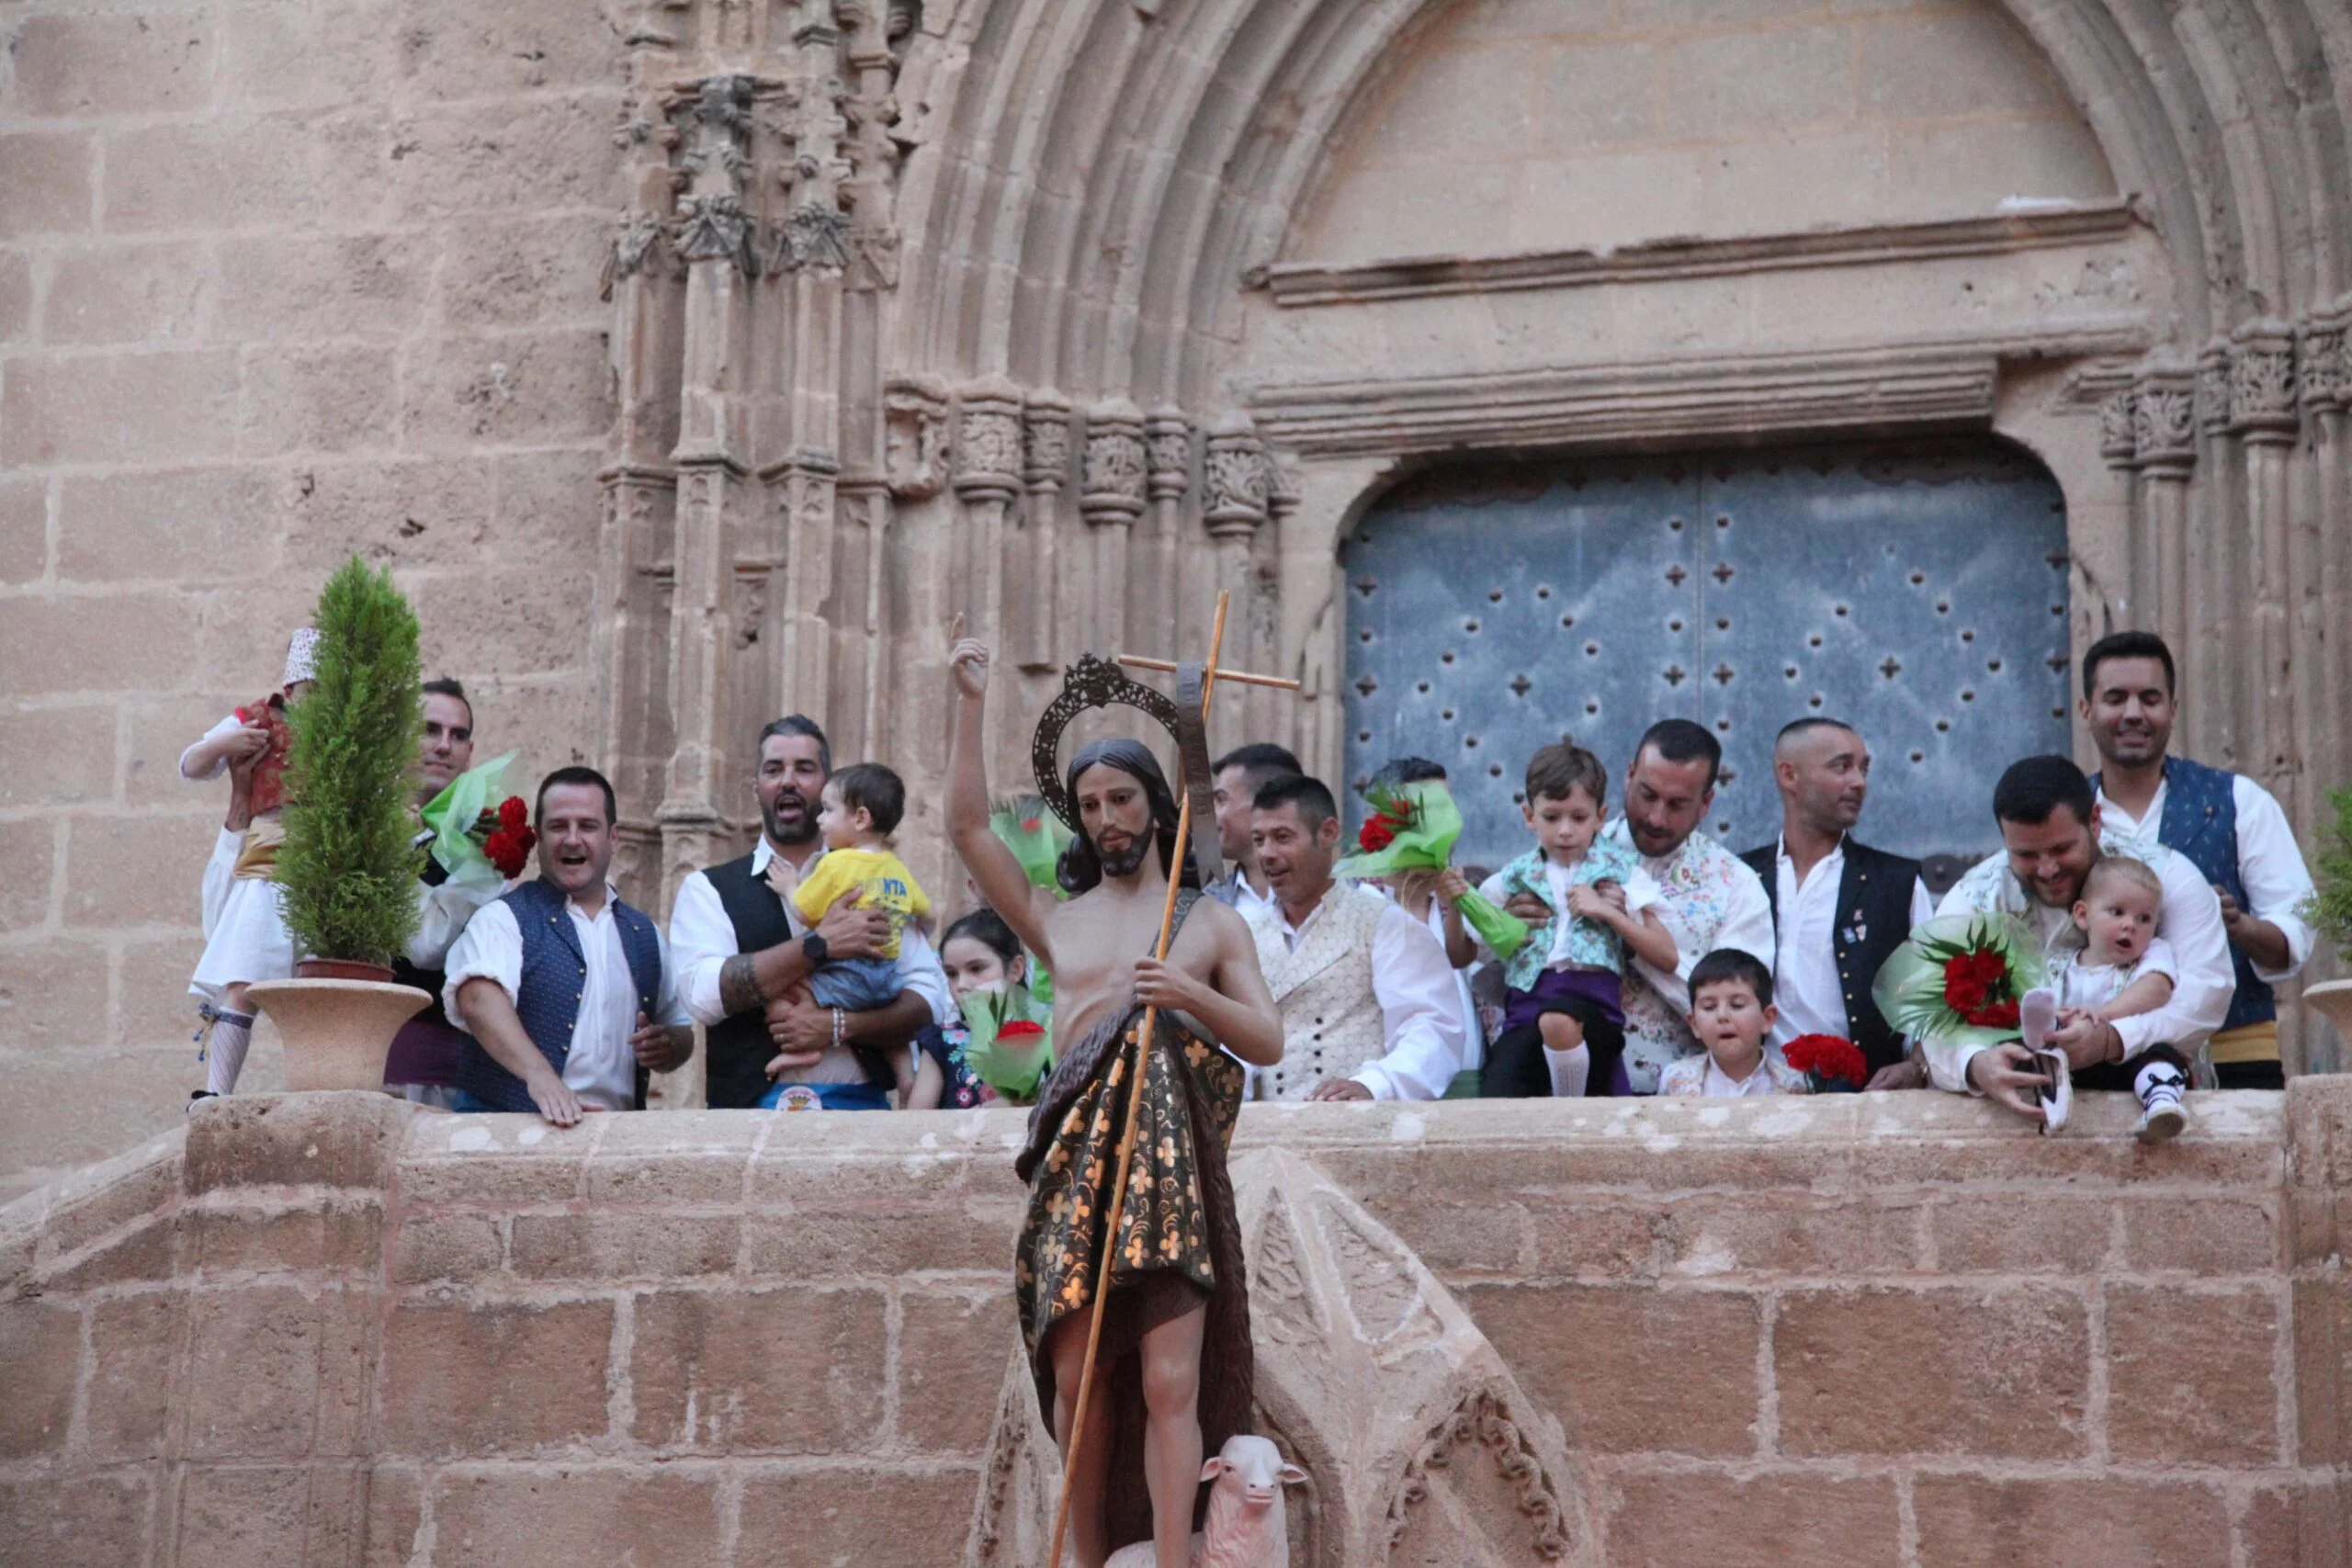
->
<box><xmin>244</xmin><ymin>558</ymin><xmax>433</xmax><ymax>1090</ymax></box>
<box><xmin>2302</xmin><ymin>785</ymin><xmax>2352</xmax><ymax>1044</ymax></box>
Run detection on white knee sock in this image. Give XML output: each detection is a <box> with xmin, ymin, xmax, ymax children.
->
<box><xmin>1544</xmin><ymin>1043</ymin><xmax>1589</xmax><ymax>1099</ymax></box>
<box><xmin>204</xmin><ymin>1010</ymin><xmax>254</xmax><ymax>1096</ymax></box>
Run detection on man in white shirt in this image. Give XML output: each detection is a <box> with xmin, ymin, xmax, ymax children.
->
<box><xmin>1932</xmin><ymin>755</ymin><xmax>2232</xmax><ymax>1125</ymax></box>
<box><xmin>666</xmin><ymin>716</ymin><xmax>949</xmax><ymax>1110</ymax></box>
<box><xmin>1739</xmin><ymin>717</ymin><xmax>1935</xmax><ymax>1087</ymax></box>
<box><xmin>2077</xmin><ymin>631</ymin><xmax>2317</xmax><ymax>1089</ymax></box>
<box><xmin>1243</xmin><ymin>774</ymin><xmax>1465</xmax><ymax>1101</ymax></box>
<box><xmin>1506</xmin><ymin>720</ymin><xmax>1775</xmax><ymax>1093</ymax></box>
<box><xmin>446</xmin><ymin>768</ymin><xmax>695</xmax><ymax>1124</ymax></box>
<box><xmin>1203</xmin><ymin>741</ymin><xmax>1298</xmax><ymax>922</ymax></box>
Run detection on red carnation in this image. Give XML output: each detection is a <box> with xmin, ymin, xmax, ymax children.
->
<box><xmin>997</xmin><ymin>1021</ymin><xmax>1047</xmax><ymax>1043</ymax></box>
<box><xmin>1942</xmin><ymin>947</ymin><xmax>2020</xmax><ymax>1029</ymax></box>
<box><xmin>482</xmin><ymin>825</ymin><xmax>536</xmax><ymax>879</ymax></box>
<box><xmin>1782</xmin><ymin>1033</ymin><xmax>1868</xmax><ymax>1088</ymax></box>
<box><xmin>1358</xmin><ymin>817</ymin><xmax>1396</xmax><ymax>852</ymax></box>
<box><xmin>498</xmin><ymin>795</ymin><xmax>529</xmax><ymax>831</ymax></box>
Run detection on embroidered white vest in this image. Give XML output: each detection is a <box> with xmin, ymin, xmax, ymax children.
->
<box><xmin>1252</xmin><ymin>883</ymin><xmax>1389</xmax><ymax>1100</ymax></box>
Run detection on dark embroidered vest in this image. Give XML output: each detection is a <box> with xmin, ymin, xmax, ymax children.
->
<box><xmin>2093</xmin><ymin>756</ymin><xmax>2272</xmax><ymax>1032</ymax></box>
<box><xmin>703</xmin><ymin>853</ymin><xmax>798</xmax><ymax>1111</ymax></box>
<box><xmin>384</xmin><ymin>852</ymin><xmax>463</xmax><ymax>1087</ymax></box>
<box><xmin>453</xmin><ymin>878</ymin><xmax>662</xmax><ymax>1113</ymax></box>
<box><xmin>1741</xmin><ymin>837</ymin><xmax>1920</xmax><ymax>1075</ymax></box>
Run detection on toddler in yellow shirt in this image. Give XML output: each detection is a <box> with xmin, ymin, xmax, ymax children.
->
<box><xmin>790</xmin><ymin>762</ymin><xmax>930</xmax><ymax>1010</ymax></box>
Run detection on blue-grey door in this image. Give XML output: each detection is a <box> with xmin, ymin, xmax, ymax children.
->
<box><xmin>1340</xmin><ymin>443</ymin><xmax>2071</xmax><ymax>873</ymax></box>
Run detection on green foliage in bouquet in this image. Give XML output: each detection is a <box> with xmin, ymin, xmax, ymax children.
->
<box><xmin>959</xmin><ymin>982</ymin><xmax>1053</xmax><ymax>1102</ymax></box>
<box><xmin>276</xmin><ymin>559</ymin><xmax>424</xmax><ymax>966</ymax></box>
<box><xmin>1871</xmin><ymin>910</ymin><xmax>2051</xmax><ymax>1051</ymax></box>
<box><xmin>1334</xmin><ymin>779</ymin><xmax>1532</xmax><ymax>959</ymax></box>
<box><xmin>2306</xmin><ymin>785</ymin><xmax>2352</xmax><ymax>962</ymax></box>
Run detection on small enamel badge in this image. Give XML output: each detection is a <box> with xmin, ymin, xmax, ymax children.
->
<box><xmin>775</xmin><ymin>1085</ymin><xmax>825</xmax><ymax>1112</ymax></box>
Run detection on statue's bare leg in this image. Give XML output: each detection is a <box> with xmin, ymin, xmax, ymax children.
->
<box><xmin>1046</xmin><ymin>1311</ymin><xmax>1114</xmax><ymax>1568</ymax></box>
<box><xmin>1139</xmin><ymin>1303</ymin><xmax>1206</xmax><ymax>1568</ymax></box>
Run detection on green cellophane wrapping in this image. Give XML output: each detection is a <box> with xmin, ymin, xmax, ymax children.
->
<box><xmin>958</xmin><ymin>981</ymin><xmax>1053</xmax><ymax>1101</ymax></box>
<box><xmin>1333</xmin><ymin>780</ymin><xmax>1532</xmax><ymax>961</ymax></box>
<box><xmin>417</xmin><ymin>752</ymin><xmax>520</xmax><ymax>893</ymax></box>
<box><xmin>1870</xmin><ymin>909</ymin><xmax>2052</xmax><ymax>1050</ymax></box>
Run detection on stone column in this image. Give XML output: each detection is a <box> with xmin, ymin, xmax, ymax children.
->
<box><xmin>1021</xmin><ymin>389</ymin><xmax>1072</xmax><ymax>671</ymax></box>
<box><xmin>2230</xmin><ymin>319</ymin><xmax>2301</xmax><ymax>807</ymax></box>
<box><xmin>1146</xmin><ymin>406</ymin><xmax>1193</xmax><ymax>651</ymax></box>
<box><xmin>2130</xmin><ymin>361</ymin><xmax>2197</xmax><ymax>682</ymax></box>
<box><xmin>2298</xmin><ymin>302</ymin><xmax>2348</xmax><ymax>800</ymax></box>
<box><xmin>954</xmin><ymin>378</ymin><xmax>1023</xmax><ymax>771</ymax></box>
<box><xmin>1203</xmin><ymin>412</ymin><xmax>1270</xmax><ymax>747</ymax></box>
<box><xmin>2193</xmin><ymin>339</ymin><xmax>2242</xmax><ymax>768</ymax></box>
<box><xmin>2098</xmin><ymin>385</ymin><xmax>2149</xmax><ymax>630</ymax></box>
<box><xmin>1080</xmin><ymin>398</ymin><xmax>1148</xmax><ymax>657</ymax></box>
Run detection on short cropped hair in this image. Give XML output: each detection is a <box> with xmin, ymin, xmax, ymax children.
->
<box><xmin>1214</xmin><ymin>741</ymin><xmax>1302</xmax><ymax>784</ymax></box>
<box><xmin>2085</xmin><ymin>855</ymin><xmax>2163</xmax><ymax>905</ymax></box>
<box><xmin>1634</xmin><ymin>717</ymin><xmax>1721</xmax><ymax>787</ymax></box>
<box><xmin>1774</xmin><ymin>715</ymin><xmax>1858</xmax><ymax>749</ymax></box>
<box><xmin>758</xmin><ymin>715</ymin><xmax>831</xmax><ymax>775</ymax></box>
<box><xmin>1992</xmin><ymin>754</ymin><xmax>2097</xmax><ymax>829</ymax></box>
<box><xmin>536</xmin><ymin>765</ymin><xmax>616</xmax><ymax>827</ymax></box>
<box><xmin>1525</xmin><ymin>740</ymin><xmax>1607</xmax><ymax>806</ymax></box>
<box><xmin>1253</xmin><ymin>772</ymin><xmax>1337</xmax><ymax>828</ymax></box>
<box><xmin>1689</xmin><ymin>947</ymin><xmax>1774</xmax><ymax>1008</ymax></box>
<box><xmin>421</xmin><ymin>677</ymin><xmax>471</xmax><ymax>727</ymax></box>
<box><xmin>2081</xmin><ymin>630</ymin><xmax>2176</xmax><ymax>699</ymax></box>
<box><xmin>828</xmin><ymin>761</ymin><xmax>906</xmax><ymax>836</ymax></box>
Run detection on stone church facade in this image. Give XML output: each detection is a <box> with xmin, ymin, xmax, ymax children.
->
<box><xmin>4</xmin><ymin>0</ymin><xmax>2350</xmax><ymax>1193</ymax></box>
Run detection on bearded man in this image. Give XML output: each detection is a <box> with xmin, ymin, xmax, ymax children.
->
<box><xmin>944</xmin><ymin>629</ymin><xmax>1282</xmax><ymax>1568</ymax></box>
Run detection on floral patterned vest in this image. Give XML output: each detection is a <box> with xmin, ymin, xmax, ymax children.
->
<box><xmin>1250</xmin><ymin>882</ymin><xmax>1389</xmax><ymax>1100</ymax></box>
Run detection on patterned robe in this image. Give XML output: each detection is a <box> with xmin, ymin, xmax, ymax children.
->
<box><xmin>1013</xmin><ymin>891</ymin><xmax>1251</xmax><ymax>1552</ymax></box>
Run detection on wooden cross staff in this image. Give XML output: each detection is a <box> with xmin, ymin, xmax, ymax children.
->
<box><xmin>1046</xmin><ymin>593</ymin><xmax>1300</xmax><ymax>1568</ymax></box>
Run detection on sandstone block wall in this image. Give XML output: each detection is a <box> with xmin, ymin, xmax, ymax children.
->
<box><xmin>3</xmin><ymin>1087</ymin><xmax>2348</xmax><ymax>1565</ymax></box>
<box><xmin>0</xmin><ymin>0</ymin><xmax>628</xmax><ymax>1198</ymax></box>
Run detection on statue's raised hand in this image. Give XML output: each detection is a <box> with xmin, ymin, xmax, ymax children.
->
<box><xmin>948</xmin><ymin>613</ymin><xmax>991</xmax><ymax>699</ymax></box>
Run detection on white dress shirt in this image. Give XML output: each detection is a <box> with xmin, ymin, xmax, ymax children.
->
<box><xmin>667</xmin><ymin>837</ymin><xmax>954</xmax><ymax>1030</ymax></box>
<box><xmin>443</xmin><ymin>886</ymin><xmax>693</xmax><ymax>1111</ymax></box>
<box><xmin>1767</xmin><ymin>837</ymin><xmax>1938</xmax><ymax>1047</ymax></box>
<box><xmin>1605</xmin><ymin>821</ymin><xmax>1779</xmax><ymax>1019</ymax></box>
<box><xmin>1262</xmin><ymin>889</ymin><xmax>1466</xmax><ymax>1100</ymax></box>
<box><xmin>1930</xmin><ymin>833</ymin><xmax>2233</xmax><ymax>1092</ymax></box>
<box><xmin>2098</xmin><ymin>773</ymin><xmax>2316</xmax><ymax>983</ymax></box>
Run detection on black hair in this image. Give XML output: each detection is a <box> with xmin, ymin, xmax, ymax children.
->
<box><xmin>421</xmin><ymin>677</ymin><xmax>471</xmax><ymax>728</ymax></box>
<box><xmin>1689</xmin><ymin>947</ymin><xmax>1774</xmax><ymax>1008</ymax></box>
<box><xmin>1992</xmin><ymin>754</ymin><xmax>2097</xmax><ymax>829</ymax></box>
<box><xmin>758</xmin><ymin>714</ymin><xmax>832</xmax><ymax>775</ymax></box>
<box><xmin>1213</xmin><ymin>741</ymin><xmax>1302</xmax><ymax>785</ymax></box>
<box><xmin>2080</xmin><ymin>630</ymin><xmax>2176</xmax><ymax>700</ymax></box>
<box><xmin>1634</xmin><ymin>717</ymin><xmax>1722</xmax><ymax>788</ymax></box>
<box><xmin>1525</xmin><ymin>740</ymin><xmax>1608</xmax><ymax>806</ymax></box>
<box><xmin>1774</xmin><ymin>715</ymin><xmax>1859</xmax><ymax>747</ymax></box>
<box><xmin>1057</xmin><ymin>738</ymin><xmax>1193</xmax><ymax>895</ymax></box>
<box><xmin>942</xmin><ymin>907</ymin><xmax>1024</xmax><ymax>967</ymax></box>
<box><xmin>1252</xmin><ymin>772</ymin><xmax>1337</xmax><ymax>828</ymax></box>
<box><xmin>826</xmin><ymin>761</ymin><xmax>905</xmax><ymax>836</ymax></box>
<box><xmin>1370</xmin><ymin>756</ymin><xmax>1447</xmax><ymax>791</ymax></box>
<box><xmin>536</xmin><ymin>765</ymin><xmax>616</xmax><ymax>828</ymax></box>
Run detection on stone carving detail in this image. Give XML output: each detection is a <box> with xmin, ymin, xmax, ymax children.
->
<box><xmin>954</xmin><ymin>378</ymin><xmax>1024</xmax><ymax>503</ymax></box>
<box><xmin>2196</xmin><ymin>339</ymin><xmax>2234</xmax><ymax>435</ymax></box>
<box><xmin>602</xmin><ymin>211</ymin><xmax>671</xmax><ymax>298</ymax></box>
<box><xmin>668</xmin><ymin>74</ymin><xmax>763</xmax><ymax>276</ymax></box>
<box><xmin>2229</xmin><ymin>320</ymin><xmax>2299</xmax><ymax>438</ymax></box>
<box><xmin>1254</xmin><ymin>1196</ymin><xmax>1325</xmax><ymax>1347</ymax></box>
<box><xmin>1146</xmin><ymin>406</ymin><xmax>1193</xmax><ymax>502</ymax></box>
<box><xmin>2130</xmin><ymin>364</ymin><xmax>2197</xmax><ymax>473</ymax></box>
<box><xmin>1080</xmin><ymin>398</ymin><xmax>1148</xmax><ymax>526</ymax></box>
<box><xmin>884</xmin><ymin>376</ymin><xmax>950</xmax><ymax>500</ymax></box>
<box><xmin>774</xmin><ymin>202</ymin><xmax>854</xmax><ymax>272</ymax></box>
<box><xmin>2098</xmin><ymin>388</ymin><xmax>2137</xmax><ymax>468</ymax></box>
<box><xmin>1204</xmin><ymin>412</ymin><xmax>1270</xmax><ymax>540</ymax></box>
<box><xmin>2301</xmin><ymin>304</ymin><xmax>2350</xmax><ymax>414</ymax></box>
<box><xmin>1023</xmin><ymin>391</ymin><xmax>1074</xmax><ymax>491</ymax></box>
<box><xmin>1383</xmin><ymin>1388</ymin><xmax>1574</xmax><ymax>1562</ymax></box>
<box><xmin>1324</xmin><ymin>1201</ymin><xmax>1429</xmax><ymax>1345</ymax></box>
<box><xmin>677</xmin><ymin>194</ymin><xmax>760</xmax><ymax>273</ymax></box>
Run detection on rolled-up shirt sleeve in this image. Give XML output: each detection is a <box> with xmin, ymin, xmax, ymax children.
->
<box><xmin>2112</xmin><ymin>853</ymin><xmax>2233</xmax><ymax>1056</ymax></box>
<box><xmin>441</xmin><ymin>900</ymin><xmax>524</xmax><ymax>1030</ymax></box>
<box><xmin>667</xmin><ymin>869</ymin><xmax>742</xmax><ymax>1027</ymax></box>
<box><xmin>2233</xmin><ymin>777</ymin><xmax>2317</xmax><ymax>983</ymax></box>
<box><xmin>1351</xmin><ymin>905</ymin><xmax>1466</xmax><ymax>1101</ymax></box>
<box><xmin>180</xmin><ymin>713</ymin><xmax>241</xmax><ymax>781</ymax></box>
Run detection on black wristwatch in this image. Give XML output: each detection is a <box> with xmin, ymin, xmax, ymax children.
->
<box><xmin>800</xmin><ymin>930</ymin><xmax>830</xmax><ymax>965</ymax></box>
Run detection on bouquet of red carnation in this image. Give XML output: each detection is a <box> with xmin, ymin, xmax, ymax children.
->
<box><xmin>1781</xmin><ymin>1032</ymin><xmax>1869</xmax><ymax>1092</ymax></box>
<box><xmin>419</xmin><ymin>753</ymin><xmax>536</xmax><ymax>890</ymax></box>
<box><xmin>1871</xmin><ymin>911</ymin><xmax>2050</xmax><ymax>1047</ymax></box>
<box><xmin>1335</xmin><ymin>780</ymin><xmax>1531</xmax><ymax>959</ymax></box>
<box><xmin>959</xmin><ymin>983</ymin><xmax>1052</xmax><ymax>1102</ymax></box>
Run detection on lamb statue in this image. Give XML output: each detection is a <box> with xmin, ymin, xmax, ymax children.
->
<box><xmin>1102</xmin><ymin>1434</ymin><xmax>1307</xmax><ymax>1568</ymax></box>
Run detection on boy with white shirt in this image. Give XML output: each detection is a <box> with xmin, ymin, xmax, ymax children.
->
<box><xmin>1658</xmin><ymin>949</ymin><xmax>1809</xmax><ymax>1098</ymax></box>
<box><xmin>446</xmin><ymin>768</ymin><xmax>694</xmax><ymax>1123</ymax></box>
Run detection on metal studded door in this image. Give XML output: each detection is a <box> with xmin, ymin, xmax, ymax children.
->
<box><xmin>1341</xmin><ymin>442</ymin><xmax>2071</xmax><ymax>870</ymax></box>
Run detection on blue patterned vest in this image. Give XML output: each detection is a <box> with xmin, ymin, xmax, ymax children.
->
<box><xmin>454</xmin><ymin>877</ymin><xmax>664</xmax><ymax>1112</ymax></box>
<box><xmin>2094</xmin><ymin>755</ymin><xmax>2272</xmax><ymax>1032</ymax></box>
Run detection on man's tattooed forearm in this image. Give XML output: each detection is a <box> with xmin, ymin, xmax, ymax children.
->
<box><xmin>719</xmin><ymin>953</ymin><xmax>764</xmax><ymax>1016</ymax></box>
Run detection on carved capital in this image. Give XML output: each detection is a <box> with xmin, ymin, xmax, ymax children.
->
<box><xmin>601</xmin><ymin>210</ymin><xmax>672</xmax><ymax>299</ymax></box>
<box><xmin>1145</xmin><ymin>406</ymin><xmax>1192</xmax><ymax>502</ymax></box>
<box><xmin>2195</xmin><ymin>339</ymin><xmax>2234</xmax><ymax>436</ymax></box>
<box><xmin>2229</xmin><ymin>318</ymin><xmax>2300</xmax><ymax>442</ymax></box>
<box><xmin>883</xmin><ymin>375</ymin><xmax>950</xmax><ymax>500</ymax></box>
<box><xmin>2300</xmin><ymin>299</ymin><xmax>2350</xmax><ymax>415</ymax></box>
<box><xmin>1201</xmin><ymin>412</ymin><xmax>1268</xmax><ymax>541</ymax></box>
<box><xmin>1023</xmin><ymin>389</ymin><xmax>1073</xmax><ymax>493</ymax></box>
<box><xmin>2098</xmin><ymin>388</ymin><xmax>2138</xmax><ymax>469</ymax></box>
<box><xmin>772</xmin><ymin>202</ymin><xmax>852</xmax><ymax>273</ymax></box>
<box><xmin>1080</xmin><ymin>397</ymin><xmax>1148</xmax><ymax>527</ymax></box>
<box><xmin>952</xmin><ymin>376</ymin><xmax>1024</xmax><ymax>505</ymax></box>
<box><xmin>2129</xmin><ymin>362</ymin><xmax>2197</xmax><ymax>476</ymax></box>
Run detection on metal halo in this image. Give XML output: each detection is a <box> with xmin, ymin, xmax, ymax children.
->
<box><xmin>1029</xmin><ymin>653</ymin><xmax>1224</xmax><ymax>887</ymax></box>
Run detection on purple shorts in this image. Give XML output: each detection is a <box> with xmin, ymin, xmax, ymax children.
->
<box><xmin>1500</xmin><ymin>965</ymin><xmax>1625</xmax><ymax>1038</ymax></box>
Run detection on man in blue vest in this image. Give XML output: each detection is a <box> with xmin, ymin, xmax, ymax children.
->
<box><xmin>2081</xmin><ymin>631</ymin><xmax>2317</xmax><ymax>1089</ymax></box>
<box><xmin>445</xmin><ymin>767</ymin><xmax>695</xmax><ymax>1123</ymax></box>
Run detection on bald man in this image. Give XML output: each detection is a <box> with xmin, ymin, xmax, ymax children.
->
<box><xmin>1739</xmin><ymin>717</ymin><xmax>1933</xmax><ymax>1085</ymax></box>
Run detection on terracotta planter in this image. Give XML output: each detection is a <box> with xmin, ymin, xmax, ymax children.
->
<box><xmin>2305</xmin><ymin>979</ymin><xmax>2352</xmax><ymax>1045</ymax></box>
<box><xmin>245</xmin><ymin>979</ymin><xmax>432</xmax><ymax>1092</ymax></box>
<box><xmin>296</xmin><ymin>957</ymin><xmax>397</xmax><ymax>983</ymax></box>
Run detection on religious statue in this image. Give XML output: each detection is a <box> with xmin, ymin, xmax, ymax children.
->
<box><xmin>945</xmin><ymin>616</ymin><xmax>1285</xmax><ymax>1568</ymax></box>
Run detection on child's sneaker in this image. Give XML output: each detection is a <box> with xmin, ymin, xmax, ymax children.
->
<box><xmin>2133</xmin><ymin>1059</ymin><xmax>2189</xmax><ymax>1144</ymax></box>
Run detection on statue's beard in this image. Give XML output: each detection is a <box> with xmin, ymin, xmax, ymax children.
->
<box><xmin>1095</xmin><ymin>828</ymin><xmax>1155</xmax><ymax>880</ymax></box>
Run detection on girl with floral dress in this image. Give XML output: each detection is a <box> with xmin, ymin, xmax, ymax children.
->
<box><xmin>906</xmin><ymin>908</ymin><xmax>1035</xmax><ymax>1109</ymax></box>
